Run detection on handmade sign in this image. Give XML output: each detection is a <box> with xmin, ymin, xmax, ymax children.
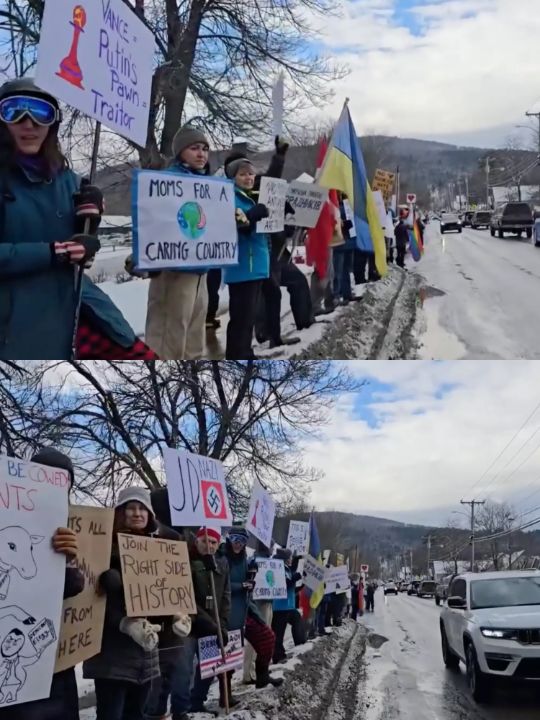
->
<box><xmin>35</xmin><ymin>0</ymin><xmax>155</xmax><ymax>146</ymax></box>
<box><xmin>0</xmin><ymin>454</ymin><xmax>69</xmax><ymax>707</ymax></box>
<box><xmin>133</xmin><ymin>171</ymin><xmax>238</xmax><ymax>271</ymax></box>
<box><xmin>372</xmin><ymin>190</ymin><xmax>389</xmax><ymax>231</ymax></box>
<box><xmin>117</xmin><ymin>533</ymin><xmax>196</xmax><ymax>617</ymax></box>
<box><xmin>324</xmin><ymin>565</ymin><xmax>350</xmax><ymax>594</ymax></box>
<box><xmin>302</xmin><ymin>554</ymin><xmax>325</xmax><ymax>593</ymax></box>
<box><xmin>198</xmin><ymin>629</ymin><xmax>244</xmax><ymax>679</ymax></box>
<box><xmin>256</xmin><ymin>177</ymin><xmax>288</xmax><ymax>233</ymax></box>
<box><xmin>285</xmin><ymin>182</ymin><xmax>327</xmax><ymax>229</ymax></box>
<box><xmin>372</xmin><ymin>169</ymin><xmax>396</xmax><ymax>204</ymax></box>
<box><xmin>246</xmin><ymin>479</ymin><xmax>276</xmax><ymax>548</ymax></box>
<box><xmin>252</xmin><ymin>558</ymin><xmax>287</xmax><ymax>601</ymax></box>
<box><xmin>164</xmin><ymin>448</ymin><xmax>233</xmax><ymax>528</ymax></box>
<box><xmin>55</xmin><ymin>506</ymin><xmax>114</xmax><ymax>672</ymax></box>
<box><xmin>286</xmin><ymin>520</ymin><xmax>309</xmax><ymax>556</ymax></box>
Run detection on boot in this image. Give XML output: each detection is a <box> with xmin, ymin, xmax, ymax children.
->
<box><xmin>255</xmin><ymin>666</ymin><xmax>284</xmax><ymax>689</ymax></box>
<box><xmin>219</xmin><ymin>671</ymin><xmax>240</xmax><ymax>709</ymax></box>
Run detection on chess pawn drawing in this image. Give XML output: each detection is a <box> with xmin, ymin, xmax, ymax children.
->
<box><xmin>56</xmin><ymin>5</ymin><xmax>87</xmax><ymax>89</ymax></box>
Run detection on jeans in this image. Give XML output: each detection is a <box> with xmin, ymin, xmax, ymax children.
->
<box><xmin>170</xmin><ymin>636</ymin><xmax>214</xmax><ymax>714</ymax></box>
<box><xmin>95</xmin><ymin>679</ymin><xmax>151</xmax><ymax>720</ymax></box>
<box><xmin>332</xmin><ymin>249</ymin><xmax>353</xmax><ymax>299</ymax></box>
<box><xmin>145</xmin><ymin>646</ymin><xmax>184</xmax><ymax>718</ymax></box>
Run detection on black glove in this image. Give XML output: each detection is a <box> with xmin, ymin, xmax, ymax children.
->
<box><xmin>343</xmin><ymin>219</ymin><xmax>354</xmax><ymax>231</ymax></box>
<box><xmin>245</xmin><ymin>204</ymin><xmax>269</xmax><ymax>224</ymax></box>
<box><xmin>275</xmin><ymin>135</ymin><xmax>289</xmax><ymax>156</ymax></box>
<box><xmin>73</xmin><ymin>179</ymin><xmax>104</xmax><ymax>235</ymax></box>
<box><xmin>285</xmin><ymin>200</ymin><xmax>295</xmax><ymax>217</ymax></box>
<box><xmin>201</xmin><ymin>554</ymin><xmax>218</xmax><ymax>572</ymax></box>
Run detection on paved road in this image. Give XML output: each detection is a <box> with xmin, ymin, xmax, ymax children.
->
<box><xmin>359</xmin><ymin>590</ymin><xmax>539</xmax><ymax>720</ymax></box>
<box><xmin>415</xmin><ymin>223</ymin><xmax>540</xmax><ymax>359</ymax></box>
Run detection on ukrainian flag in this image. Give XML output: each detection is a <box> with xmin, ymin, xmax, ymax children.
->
<box><xmin>318</xmin><ymin>103</ymin><xmax>388</xmax><ymax>276</ymax></box>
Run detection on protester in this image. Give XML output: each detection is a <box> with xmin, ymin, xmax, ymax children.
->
<box><xmin>349</xmin><ymin>574</ymin><xmax>360</xmax><ymax>621</ymax></box>
<box><xmin>223</xmin><ymin>157</ymin><xmax>270</xmax><ymax>359</ymax></box>
<box><xmin>365</xmin><ymin>580</ymin><xmax>376</xmax><ymax>613</ymax></box>
<box><xmin>394</xmin><ymin>218</ymin><xmax>409</xmax><ymax>269</ymax></box>
<box><xmin>0</xmin><ymin>448</ymin><xmax>83</xmax><ymax>720</ymax></box>
<box><xmin>271</xmin><ymin>549</ymin><xmax>303</xmax><ymax>663</ymax></box>
<box><xmin>144</xmin><ymin>126</ymin><xmax>212</xmax><ymax>360</ymax></box>
<box><xmin>206</xmin><ymin>269</ymin><xmax>222</xmax><ymax>330</ymax></box>
<box><xmin>333</xmin><ymin>195</ymin><xmax>361</xmax><ymax>304</ymax></box>
<box><xmin>243</xmin><ymin>540</ymin><xmax>273</xmax><ymax>685</ymax></box>
<box><xmin>169</xmin><ymin>527</ymin><xmax>230</xmax><ymax>718</ymax></box>
<box><xmin>83</xmin><ymin>487</ymin><xmax>190</xmax><ymax>720</ymax></box>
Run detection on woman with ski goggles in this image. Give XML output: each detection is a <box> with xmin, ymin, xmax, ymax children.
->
<box><xmin>0</xmin><ymin>77</ymin><xmax>157</xmax><ymax>361</ymax></box>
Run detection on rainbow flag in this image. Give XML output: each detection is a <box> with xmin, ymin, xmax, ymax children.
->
<box><xmin>408</xmin><ymin>220</ymin><xmax>424</xmax><ymax>262</ymax></box>
<box><xmin>317</xmin><ymin>103</ymin><xmax>387</xmax><ymax>277</ymax></box>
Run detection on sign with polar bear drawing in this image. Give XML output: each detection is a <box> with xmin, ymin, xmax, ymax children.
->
<box><xmin>0</xmin><ymin>455</ymin><xmax>69</xmax><ymax>706</ymax></box>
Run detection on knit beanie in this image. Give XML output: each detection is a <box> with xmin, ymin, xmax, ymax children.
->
<box><xmin>196</xmin><ymin>526</ymin><xmax>221</xmax><ymax>543</ymax></box>
<box><xmin>171</xmin><ymin>126</ymin><xmax>210</xmax><ymax>159</ymax></box>
<box><xmin>31</xmin><ymin>448</ymin><xmax>75</xmax><ymax>487</ymax></box>
<box><xmin>115</xmin><ymin>486</ymin><xmax>155</xmax><ymax>516</ymax></box>
<box><xmin>225</xmin><ymin>157</ymin><xmax>255</xmax><ymax>180</ymax></box>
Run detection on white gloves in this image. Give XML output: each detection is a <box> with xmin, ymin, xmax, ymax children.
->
<box><xmin>119</xmin><ymin>617</ymin><xmax>161</xmax><ymax>651</ymax></box>
<box><xmin>172</xmin><ymin>613</ymin><xmax>192</xmax><ymax>638</ymax></box>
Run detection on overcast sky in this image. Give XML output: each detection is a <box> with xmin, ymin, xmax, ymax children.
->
<box><xmin>312</xmin><ymin>0</ymin><xmax>540</xmax><ymax>148</ymax></box>
<box><xmin>306</xmin><ymin>361</ymin><xmax>540</xmax><ymax>527</ymax></box>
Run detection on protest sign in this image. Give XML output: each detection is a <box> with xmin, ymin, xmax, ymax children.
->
<box><xmin>373</xmin><ymin>190</ymin><xmax>389</xmax><ymax>232</ymax></box>
<box><xmin>164</xmin><ymin>448</ymin><xmax>233</xmax><ymax>528</ymax></box>
<box><xmin>133</xmin><ymin>171</ymin><xmax>238</xmax><ymax>271</ymax></box>
<box><xmin>55</xmin><ymin>506</ymin><xmax>114</xmax><ymax>672</ymax></box>
<box><xmin>199</xmin><ymin>629</ymin><xmax>243</xmax><ymax>679</ymax></box>
<box><xmin>324</xmin><ymin>565</ymin><xmax>350</xmax><ymax>594</ymax></box>
<box><xmin>118</xmin><ymin>534</ymin><xmax>196</xmax><ymax>617</ymax></box>
<box><xmin>286</xmin><ymin>520</ymin><xmax>309</xmax><ymax>556</ymax></box>
<box><xmin>372</xmin><ymin>169</ymin><xmax>395</xmax><ymax>204</ymax></box>
<box><xmin>322</xmin><ymin>549</ymin><xmax>331</xmax><ymax>565</ymax></box>
<box><xmin>256</xmin><ymin>177</ymin><xmax>288</xmax><ymax>233</ymax></box>
<box><xmin>0</xmin><ymin>454</ymin><xmax>69</xmax><ymax>707</ymax></box>
<box><xmin>35</xmin><ymin>0</ymin><xmax>155</xmax><ymax>146</ymax></box>
<box><xmin>252</xmin><ymin>559</ymin><xmax>287</xmax><ymax>601</ymax></box>
<box><xmin>246</xmin><ymin>479</ymin><xmax>276</xmax><ymax>548</ymax></box>
<box><xmin>285</xmin><ymin>182</ymin><xmax>328</xmax><ymax>229</ymax></box>
<box><xmin>303</xmin><ymin>554</ymin><xmax>325</xmax><ymax>593</ymax></box>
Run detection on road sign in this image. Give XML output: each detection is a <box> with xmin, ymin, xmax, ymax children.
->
<box><xmin>360</xmin><ymin>563</ymin><xmax>369</xmax><ymax>573</ymax></box>
<box><xmin>406</xmin><ymin>193</ymin><xmax>417</xmax><ymax>204</ymax></box>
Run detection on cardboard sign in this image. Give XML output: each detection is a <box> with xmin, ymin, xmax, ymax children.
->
<box><xmin>246</xmin><ymin>479</ymin><xmax>276</xmax><ymax>548</ymax></box>
<box><xmin>256</xmin><ymin>177</ymin><xmax>288</xmax><ymax>233</ymax></box>
<box><xmin>164</xmin><ymin>448</ymin><xmax>233</xmax><ymax>528</ymax></box>
<box><xmin>252</xmin><ymin>559</ymin><xmax>287</xmax><ymax>600</ymax></box>
<box><xmin>286</xmin><ymin>520</ymin><xmax>309</xmax><ymax>556</ymax></box>
<box><xmin>199</xmin><ymin>629</ymin><xmax>243</xmax><ymax>679</ymax></box>
<box><xmin>0</xmin><ymin>454</ymin><xmax>69</xmax><ymax>707</ymax></box>
<box><xmin>324</xmin><ymin>565</ymin><xmax>350</xmax><ymax>593</ymax></box>
<box><xmin>118</xmin><ymin>534</ymin><xmax>196</xmax><ymax>617</ymax></box>
<box><xmin>303</xmin><ymin>554</ymin><xmax>325</xmax><ymax>593</ymax></box>
<box><xmin>285</xmin><ymin>182</ymin><xmax>328</xmax><ymax>229</ymax></box>
<box><xmin>35</xmin><ymin>0</ymin><xmax>155</xmax><ymax>146</ymax></box>
<box><xmin>372</xmin><ymin>169</ymin><xmax>395</xmax><ymax>203</ymax></box>
<box><xmin>55</xmin><ymin>506</ymin><xmax>114</xmax><ymax>672</ymax></box>
<box><xmin>133</xmin><ymin>170</ymin><xmax>238</xmax><ymax>271</ymax></box>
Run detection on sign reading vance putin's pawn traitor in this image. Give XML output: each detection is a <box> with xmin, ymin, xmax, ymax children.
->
<box><xmin>133</xmin><ymin>170</ymin><xmax>238</xmax><ymax>271</ymax></box>
<box><xmin>246</xmin><ymin>479</ymin><xmax>276</xmax><ymax>548</ymax></box>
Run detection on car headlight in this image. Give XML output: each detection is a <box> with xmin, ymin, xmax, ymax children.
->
<box><xmin>480</xmin><ymin>628</ymin><xmax>519</xmax><ymax>640</ymax></box>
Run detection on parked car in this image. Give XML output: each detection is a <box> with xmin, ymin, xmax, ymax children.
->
<box><xmin>440</xmin><ymin>213</ymin><xmax>462</xmax><ymax>234</ymax></box>
<box><xmin>407</xmin><ymin>580</ymin><xmax>421</xmax><ymax>595</ymax></box>
<box><xmin>440</xmin><ymin>570</ymin><xmax>540</xmax><ymax>703</ymax></box>
<box><xmin>435</xmin><ymin>575</ymin><xmax>453</xmax><ymax>606</ymax></box>
<box><xmin>489</xmin><ymin>202</ymin><xmax>533</xmax><ymax>239</ymax></box>
<box><xmin>417</xmin><ymin>580</ymin><xmax>437</xmax><ymax>598</ymax></box>
<box><xmin>399</xmin><ymin>581</ymin><xmax>409</xmax><ymax>593</ymax></box>
<box><xmin>462</xmin><ymin>211</ymin><xmax>475</xmax><ymax>227</ymax></box>
<box><xmin>471</xmin><ymin>210</ymin><xmax>492</xmax><ymax>229</ymax></box>
<box><xmin>384</xmin><ymin>581</ymin><xmax>398</xmax><ymax>595</ymax></box>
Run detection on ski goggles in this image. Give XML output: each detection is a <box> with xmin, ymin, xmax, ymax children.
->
<box><xmin>229</xmin><ymin>533</ymin><xmax>248</xmax><ymax>545</ymax></box>
<box><xmin>0</xmin><ymin>95</ymin><xmax>61</xmax><ymax>127</ymax></box>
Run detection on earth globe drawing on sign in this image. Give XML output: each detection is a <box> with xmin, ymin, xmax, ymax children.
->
<box><xmin>177</xmin><ymin>202</ymin><xmax>207</xmax><ymax>240</ymax></box>
<box><xmin>265</xmin><ymin>569</ymin><xmax>275</xmax><ymax>587</ymax></box>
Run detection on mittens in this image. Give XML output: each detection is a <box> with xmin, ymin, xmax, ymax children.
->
<box><xmin>245</xmin><ymin>204</ymin><xmax>269</xmax><ymax>224</ymax></box>
<box><xmin>119</xmin><ymin>617</ymin><xmax>160</xmax><ymax>651</ymax></box>
<box><xmin>172</xmin><ymin>613</ymin><xmax>192</xmax><ymax>638</ymax></box>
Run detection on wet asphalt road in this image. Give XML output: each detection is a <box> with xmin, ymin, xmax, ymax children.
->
<box><xmin>360</xmin><ymin>590</ymin><xmax>540</xmax><ymax>720</ymax></box>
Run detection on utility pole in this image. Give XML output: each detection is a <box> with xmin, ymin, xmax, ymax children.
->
<box><xmin>525</xmin><ymin>111</ymin><xmax>540</xmax><ymax>200</ymax></box>
<box><xmin>465</xmin><ymin>175</ymin><xmax>470</xmax><ymax>210</ymax></box>
<box><xmin>461</xmin><ymin>499</ymin><xmax>485</xmax><ymax>572</ymax></box>
<box><xmin>410</xmin><ymin>548</ymin><xmax>413</xmax><ymax>579</ymax></box>
<box><xmin>457</xmin><ymin>177</ymin><xmax>463</xmax><ymax>211</ymax></box>
<box><xmin>485</xmin><ymin>158</ymin><xmax>491</xmax><ymax>209</ymax></box>
<box><xmin>422</xmin><ymin>534</ymin><xmax>433</xmax><ymax>578</ymax></box>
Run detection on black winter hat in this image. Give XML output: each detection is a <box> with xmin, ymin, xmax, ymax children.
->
<box><xmin>274</xmin><ymin>547</ymin><xmax>292</xmax><ymax>561</ymax></box>
<box><xmin>31</xmin><ymin>448</ymin><xmax>74</xmax><ymax>486</ymax></box>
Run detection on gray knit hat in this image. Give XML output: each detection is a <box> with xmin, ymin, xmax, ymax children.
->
<box><xmin>225</xmin><ymin>157</ymin><xmax>255</xmax><ymax>179</ymax></box>
<box><xmin>171</xmin><ymin>125</ymin><xmax>210</xmax><ymax>159</ymax></box>
<box><xmin>116</xmin><ymin>486</ymin><xmax>155</xmax><ymax>516</ymax></box>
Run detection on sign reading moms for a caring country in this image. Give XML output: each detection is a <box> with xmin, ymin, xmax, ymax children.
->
<box><xmin>55</xmin><ymin>506</ymin><xmax>114</xmax><ymax>672</ymax></box>
<box><xmin>246</xmin><ymin>479</ymin><xmax>276</xmax><ymax>548</ymax></box>
<box><xmin>199</xmin><ymin>629</ymin><xmax>244</xmax><ymax>679</ymax></box>
<box><xmin>163</xmin><ymin>448</ymin><xmax>233</xmax><ymax>528</ymax></box>
<box><xmin>256</xmin><ymin>176</ymin><xmax>288</xmax><ymax>233</ymax></box>
<box><xmin>324</xmin><ymin>565</ymin><xmax>351</xmax><ymax>594</ymax></box>
<box><xmin>285</xmin><ymin>182</ymin><xmax>328</xmax><ymax>229</ymax></box>
<box><xmin>133</xmin><ymin>171</ymin><xmax>238</xmax><ymax>271</ymax></box>
<box><xmin>302</xmin><ymin>554</ymin><xmax>325</xmax><ymax>593</ymax></box>
<box><xmin>286</xmin><ymin>520</ymin><xmax>309</xmax><ymax>556</ymax></box>
<box><xmin>35</xmin><ymin>0</ymin><xmax>155</xmax><ymax>146</ymax></box>
<box><xmin>0</xmin><ymin>454</ymin><xmax>69</xmax><ymax>707</ymax></box>
<box><xmin>252</xmin><ymin>558</ymin><xmax>287</xmax><ymax>601</ymax></box>
<box><xmin>118</xmin><ymin>533</ymin><xmax>196</xmax><ymax>617</ymax></box>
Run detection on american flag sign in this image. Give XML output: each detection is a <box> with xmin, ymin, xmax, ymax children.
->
<box><xmin>198</xmin><ymin>629</ymin><xmax>244</xmax><ymax>679</ymax></box>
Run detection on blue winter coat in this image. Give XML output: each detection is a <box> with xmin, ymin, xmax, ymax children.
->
<box><xmin>223</xmin><ymin>187</ymin><xmax>270</xmax><ymax>285</ymax></box>
<box><xmin>0</xmin><ymin>163</ymin><xmax>136</xmax><ymax>359</ymax></box>
<box><xmin>224</xmin><ymin>545</ymin><xmax>251</xmax><ymax>631</ymax></box>
<box><xmin>273</xmin><ymin>564</ymin><xmax>301</xmax><ymax>612</ymax></box>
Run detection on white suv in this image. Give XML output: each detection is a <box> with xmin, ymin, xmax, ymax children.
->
<box><xmin>440</xmin><ymin>570</ymin><xmax>540</xmax><ymax>702</ymax></box>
